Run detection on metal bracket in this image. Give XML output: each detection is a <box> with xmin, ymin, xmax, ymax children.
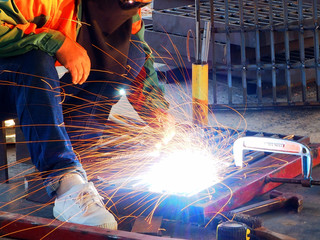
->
<box><xmin>233</xmin><ymin>136</ymin><xmax>313</xmax><ymax>180</ymax></box>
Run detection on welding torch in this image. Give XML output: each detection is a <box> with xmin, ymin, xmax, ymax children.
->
<box><xmin>112</xmin><ymin>109</ymin><xmax>176</xmax><ymax>150</ymax></box>
<box><xmin>150</xmin><ymin>109</ymin><xmax>176</xmax><ymax>150</ymax></box>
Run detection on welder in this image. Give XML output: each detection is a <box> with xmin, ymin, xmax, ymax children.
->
<box><xmin>0</xmin><ymin>0</ymin><xmax>174</xmax><ymax>230</ymax></box>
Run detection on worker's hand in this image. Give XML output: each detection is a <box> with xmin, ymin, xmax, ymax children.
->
<box><xmin>56</xmin><ymin>37</ymin><xmax>91</xmax><ymax>85</ymax></box>
<box><xmin>149</xmin><ymin>109</ymin><xmax>176</xmax><ymax>145</ymax></box>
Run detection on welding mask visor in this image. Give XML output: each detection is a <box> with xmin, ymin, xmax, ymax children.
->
<box><xmin>118</xmin><ymin>0</ymin><xmax>152</xmax><ymax>10</ymax></box>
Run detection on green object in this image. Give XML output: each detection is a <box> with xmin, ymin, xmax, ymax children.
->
<box><xmin>0</xmin><ymin>0</ymin><xmax>65</xmax><ymax>57</ymax></box>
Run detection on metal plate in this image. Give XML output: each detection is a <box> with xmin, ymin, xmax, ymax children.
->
<box><xmin>93</xmin><ymin>128</ymin><xmax>316</xmax><ymax>224</ymax></box>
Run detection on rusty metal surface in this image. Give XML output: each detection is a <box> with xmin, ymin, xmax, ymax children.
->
<box><xmin>230</xmin><ymin>190</ymin><xmax>304</xmax><ymax>216</ymax></box>
<box><xmin>194</xmin><ymin>148</ymin><xmax>320</xmax><ymax>221</ymax></box>
<box><xmin>131</xmin><ymin>216</ymin><xmax>163</xmax><ymax>235</ymax></box>
<box><xmin>0</xmin><ymin>211</ymin><xmax>178</xmax><ymax>240</ymax></box>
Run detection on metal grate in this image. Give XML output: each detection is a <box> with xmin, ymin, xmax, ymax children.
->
<box><xmin>147</xmin><ymin>0</ymin><xmax>320</xmax><ymax>109</ymax></box>
<box><xmin>153</xmin><ymin>1</ymin><xmax>319</xmax><ymax>48</ymax></box>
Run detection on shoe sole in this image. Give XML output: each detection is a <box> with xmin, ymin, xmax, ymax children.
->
<box><xmin>53</xmin><ymin>208</ymin><xmax>117</xmax><ymax>230</ymax></box>
<box><xmin>53</xmin><ymin>207</ymin><xmax>68</xmax><ymax>222</ymax></box>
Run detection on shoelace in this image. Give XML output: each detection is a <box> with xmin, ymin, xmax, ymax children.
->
<box><xmin>75</xmin><ymin>188</ymin><xmax>105</xmax><ymax>211</ymax></box>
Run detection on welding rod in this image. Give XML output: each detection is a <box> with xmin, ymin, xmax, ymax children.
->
<box><xmin>200</xmin><ymin>22</ymin><xmax>207</xmax><ymax>63</ymax></box>
<box><xmin>195</xmin><ymin>0</ymin><xmax>201</xmax><ymax>63</ymax></box>
<box><xmin>201</xmin><ymin>21</ymin><xmax>211</xmax><ymax>63</ymax></box>
<box><xmin>205</xmin><ymin>21</ymin><xmax>211</xmax><ymax>63</ymax></box>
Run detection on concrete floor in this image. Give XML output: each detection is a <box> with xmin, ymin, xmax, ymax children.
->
<box><xmin>1</xmin><ymin>71</ymin><xmax>320</xmax><ymax>239</ymax></box>
<box><xmin>257</xmin><ymin>165</ymin><xmax>320</xmax><ymax>240</ymax></box>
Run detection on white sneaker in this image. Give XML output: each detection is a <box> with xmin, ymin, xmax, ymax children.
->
<box><xmin>53</xmin><ymin>182</ymin><xmax>117</xmax><ymax>230</ymax></box>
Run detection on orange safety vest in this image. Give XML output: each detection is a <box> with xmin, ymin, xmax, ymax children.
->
<box><xmin>131</xmin><ymin>9</ymin><xmax>142</xmax><ymax>35</ymax></box>
<box><xmin>14</xmin><ymin>0</ymin><xmax>78</xmax><ymax>41</ymax></box>
<box><xmin>13</xmin><ymin>0</ymin><xmax>142</xmax><ymax>41</ymax></box>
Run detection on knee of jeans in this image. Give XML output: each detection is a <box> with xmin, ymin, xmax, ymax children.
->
<box><xmin>20</xmin><ymin>50</ymin><xmax>58</xmax><ymax>78</ymax></box>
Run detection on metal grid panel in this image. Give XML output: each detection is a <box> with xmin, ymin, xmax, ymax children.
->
<box><xmin>155</xmin><ymin>0</ymin><xmax>316</xmax><ymax>27</ymax></box>
<box><xmin>209</xmin><ymin>0</ymin><xmax>320</xmax><ymax>108</ymax></box>
<box><xmin>153</xmin><ymin>0</ymin><xmax>318</xmax><ymax>47</ymax></box>
<box><xmin>148</xmin><ymin>0</ymin><xmax>320</xmax><ymax>108</ymax></box>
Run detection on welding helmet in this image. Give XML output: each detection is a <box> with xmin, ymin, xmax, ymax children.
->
<box><xmin>118</xmin><ymin>0</ymin><xmax>152</xmax><ymax>10</ymax></box>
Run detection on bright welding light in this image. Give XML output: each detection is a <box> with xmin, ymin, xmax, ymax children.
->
<box><xmin>139</xmin><ymin>149</ymin><xmax>221</xmax><ymax>197</ymax></box>
<box><xmin>119</xmin><ymin>88</ymin><xmax>126</xmax><ymax>96</ymax></box>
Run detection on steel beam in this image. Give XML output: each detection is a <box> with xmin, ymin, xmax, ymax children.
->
<box><xmin>0</xmin><ymin>211</ymin><xmax>178</xmax><ymax>240</ymax></box>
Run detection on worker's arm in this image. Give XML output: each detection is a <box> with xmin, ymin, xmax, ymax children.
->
<box><xmin>0</xmin><ymin>0</ymin><xmax>65</xmax><ymax>57</ymax></box>
<box><xmin>0</xmin><ymin>0</ymin><xmax>90</xmax><ymax>84</ymax></box>
<box><xmin>128</xmin><ymin>12</ymin><xmax>175</xmax><ymax>141</ymax></box>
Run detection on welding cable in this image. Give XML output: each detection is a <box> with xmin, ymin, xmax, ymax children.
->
<box><xmin>186</xmin><ymin>29</ymin><xmax>196</xmax><ymax>63</ymax></box>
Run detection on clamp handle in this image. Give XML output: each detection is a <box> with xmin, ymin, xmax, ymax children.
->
<box><xmin>233</xmin><ymin>136</ymin><xmax>312</xmax><ymax>180</ymax></box>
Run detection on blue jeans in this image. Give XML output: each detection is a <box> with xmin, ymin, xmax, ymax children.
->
<box><xmin>0</xmin><ymin>50</ymin><xmax>86</xmax><ymax>196</ymax></box>
<box><xmin>0</xmin><ymin>37</ymin><xmax>145</xmax><ymax>196</ymax></box>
